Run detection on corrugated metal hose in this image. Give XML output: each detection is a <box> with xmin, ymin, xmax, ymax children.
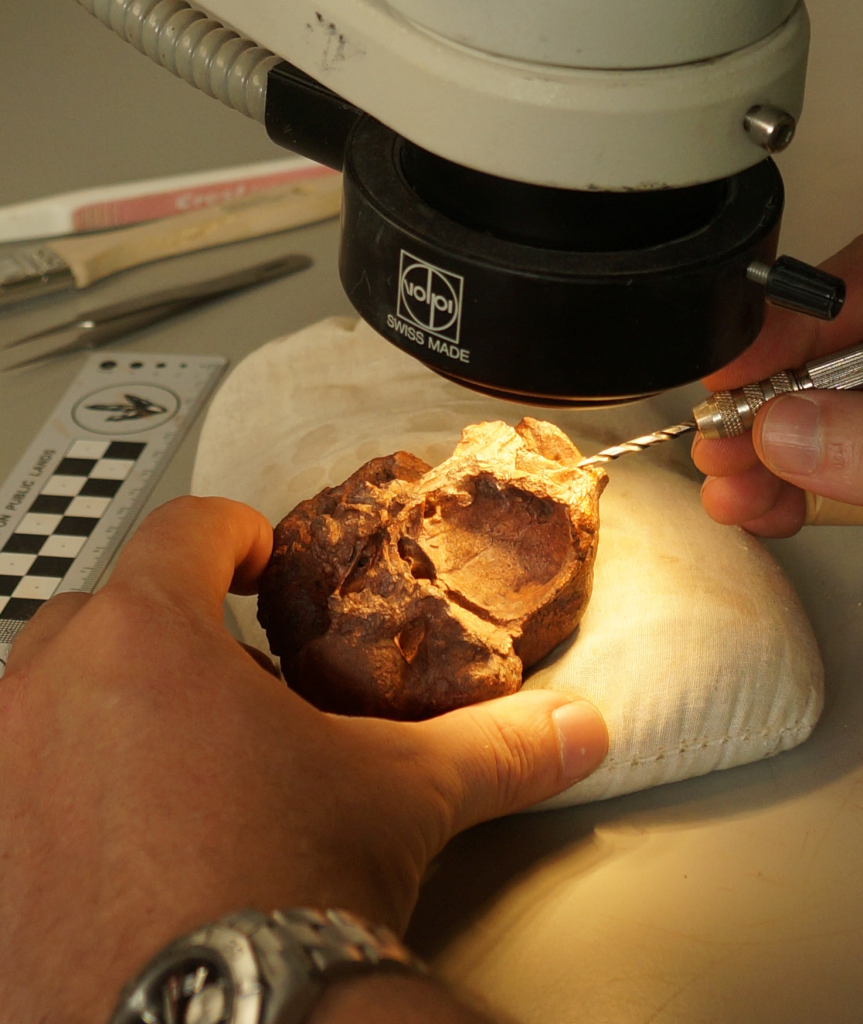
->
<box><xmin>75</xmin><ymin>0</ymin><xmax>280</xmax><ymax>123</ymax></box>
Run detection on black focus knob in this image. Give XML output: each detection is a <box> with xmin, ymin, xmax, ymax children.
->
<box><xmin>747</xmin><ymin>255</ymin><xmax>846</xmax><ymax>320</ymax></box>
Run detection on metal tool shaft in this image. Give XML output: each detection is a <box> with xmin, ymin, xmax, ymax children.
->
<box><xmin>577</xmin><ymin>421</ymin><xmax>697</xmax><ymax>468</ymax></box>
<box><xmin>578</xmin><ymin>339</ymin><xmax>863</xmax><ymax>468</ymax></box>
<box><xmin>0</xmin><ymin>254</ymin><xmax>312</xmax><ymax>373</ymax></box>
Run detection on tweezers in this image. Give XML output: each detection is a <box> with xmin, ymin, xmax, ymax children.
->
<box><xmin>0</xmin><ymin>252</ymin><xmax>311</xmax><ymax>373</ymax></box>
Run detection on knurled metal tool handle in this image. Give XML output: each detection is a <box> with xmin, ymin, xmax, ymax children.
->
<box><xmin>693</xmin><ymin>342</ymin><xmax>863</xmax><ymax>440</ymax></box>
<box><xmin>691</xmin><ymin>341</ymin><xmax>863</xmax><ymax>526</ymax></box>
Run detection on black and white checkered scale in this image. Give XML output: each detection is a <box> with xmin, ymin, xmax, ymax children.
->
<box><xmin>0</xmin><ymin>439</ymin><xmax>146</xmax><ymax>640</ymax></box>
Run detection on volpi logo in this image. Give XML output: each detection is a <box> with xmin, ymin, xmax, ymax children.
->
<box><xmin>397</xmin><ymin>251</ymin><xmax>463</xmax><ymax>343</ymax></box>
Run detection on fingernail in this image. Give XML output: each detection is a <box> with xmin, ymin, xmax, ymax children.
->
<box><xmin>760</xmin><ymin>396</ymin><xmax>821</xmax><ymax>476</ymax></box>
<box><xmin>552</xmin><ymin>699</ymin><xmax>608</xmax><ymax>782</ymax></box>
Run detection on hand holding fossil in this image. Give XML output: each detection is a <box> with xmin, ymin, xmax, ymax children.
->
<box><xmin>258</xmin><ymin>418</ymin><xmax>607</xmax><ymax>719</ymax></box>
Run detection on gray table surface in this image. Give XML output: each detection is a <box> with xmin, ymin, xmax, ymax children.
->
<box><xmin>2</xmin><ymin>3</ymin><xmax>863</xmax><ymax>1022</ymax></box>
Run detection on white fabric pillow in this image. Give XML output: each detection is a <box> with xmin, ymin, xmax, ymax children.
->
<box><xmin>191</xmin><ymin>317</ymin><xmax>823</xmax><ymax>807</ymax></box>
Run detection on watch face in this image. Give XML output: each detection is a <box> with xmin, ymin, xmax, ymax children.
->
<box><xmin>129</xmin><ymin>954</ymin><xmax>233</xmax><ymax>1024</ymax></box>
<box><xmin>114</xmin><ymin>922</ymin><xmax>266</xmax><ymax>1024</ymax></box>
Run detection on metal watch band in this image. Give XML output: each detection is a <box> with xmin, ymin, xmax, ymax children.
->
<box><xmin>109</xmin><ymin>907</ymin><xmax>426</xmax><ymax>1024</ymax></box>
<box><xmin>268</xmin><ymin>907</ymin><xmax>423</xmax><ymax>978</ymax></box>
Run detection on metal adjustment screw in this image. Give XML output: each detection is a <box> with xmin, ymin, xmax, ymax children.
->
<box><xmin>745</xmin><ymin>261</ymin><xmax>771</xmax><ymax>287</ymax></box>
<box><xmin>744</xmin><ymin>105</ymin><xmax>796</xmax><ymax>153</ymax></box>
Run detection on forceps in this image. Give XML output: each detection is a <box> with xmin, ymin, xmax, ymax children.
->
<box><xmin>0</xmin><ymin>252</ymin><xmax>311</xmax><ymax>373</ymax></box>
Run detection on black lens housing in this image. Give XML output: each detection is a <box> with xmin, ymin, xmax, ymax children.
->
<box><xmin>265</xmin><ymin>60</ymin><xmax>784</xmax><ymax>406</ymax></box>
<box><xmin>399</xmin><ymin>142</ymin><xmax>731</xmax><ymax>253</ymax></box>
<box><xmin>338</xmin><ymin>117</ymin><xmax>783</xmax><ymax>406</ymax></box>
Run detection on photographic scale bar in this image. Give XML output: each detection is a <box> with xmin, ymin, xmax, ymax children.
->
<box><xmin>0</xmin><ymin>352</ymin><xmax>226</xmax><ymax>676</ymax></box>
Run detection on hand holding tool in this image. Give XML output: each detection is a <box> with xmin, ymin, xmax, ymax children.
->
<box><xmin>577</xmin><ymin>342</ymin><xmax>863</xmax><ymax>526</ymax></box>
<box><xmin>579</xmin><ymin>341</ymin><xmax>863</xmax><ymax>468</ymax></box>
<box><xmin>692</xmin><ymin>342</ymin><xmax>863</xmax><ymax>439</ymax></box>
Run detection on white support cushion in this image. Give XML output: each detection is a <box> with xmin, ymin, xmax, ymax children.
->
<box><xmin>191</xmin><ymin>317</ymin><xmax>823</xmax><ymax>807</ymax></box>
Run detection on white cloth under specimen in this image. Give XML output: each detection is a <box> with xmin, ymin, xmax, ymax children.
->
<box><xmin>191</xmin><ymin>317</ymin><xmax>824</xmax><ymax>808</ymax></box>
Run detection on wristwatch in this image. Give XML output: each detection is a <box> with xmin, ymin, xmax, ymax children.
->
<box><xmin>107</xmin><ymin>907</ymin><xmax>426</xmax><ymax>1024</ymax></box>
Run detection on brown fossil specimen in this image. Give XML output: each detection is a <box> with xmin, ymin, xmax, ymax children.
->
<box><xmin>257</xmin><ymin>418</ymin><xmax>607</xmax><ymax>719</ymax></box>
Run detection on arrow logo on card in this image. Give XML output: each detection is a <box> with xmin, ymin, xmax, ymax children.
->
<box><xmin>84</xmin><ymin>393</ymin><xmax>169</xmax><ymax>422</ymax></box>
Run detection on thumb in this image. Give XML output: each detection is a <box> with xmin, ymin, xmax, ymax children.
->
<box><xmin>754</xmin><ymin>391</ymin><xmax>863</xmax><ymax>505</ymax></box>
<box><xmin>418</xmin><ymin>689</ymin><xmax>608</xmax><ymax>836</ymax></box>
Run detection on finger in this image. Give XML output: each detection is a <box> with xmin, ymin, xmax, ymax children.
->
<box><xmin>753</xmin><ymin>391</ymin><xmax>863</xmax><ymax>506</ymax></box>
<box><xmin>738</xmin><ymin>484</ymin><xmax>807</xmax><ymax>538</ymax></box>
<box><xmin>703</xmin><ymin>234</ymin><xmax>863</xmax><ymax>392</ymax></box>
<box><xmin>106</xmin><ymin>496</ymin><xmax>273</xmax><ymax>623</ymax></box>
<box><xmin>700</xmin><ymin>463</ymin><xmax>787</xmax><ymax>525</ymax></box>
<box><xmin>691</xmin><ymin>432</ymin><xmax>761</xmax><ymax>477</ymax></box>
<box><xmin>3</xmin><ymin>592</ymin><xmax>90</xmax><ymax>675</ymax></box>
<box><xmin>416</xmin><ymin>689</ymin><xmax>608</xmax><ymax>836</ymax></box>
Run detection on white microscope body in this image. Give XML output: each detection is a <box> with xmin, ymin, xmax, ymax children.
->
<box><xmin>194</xmin><ymin>0</ymin><xmax>808</xmax><ymax>189</ymax></box>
